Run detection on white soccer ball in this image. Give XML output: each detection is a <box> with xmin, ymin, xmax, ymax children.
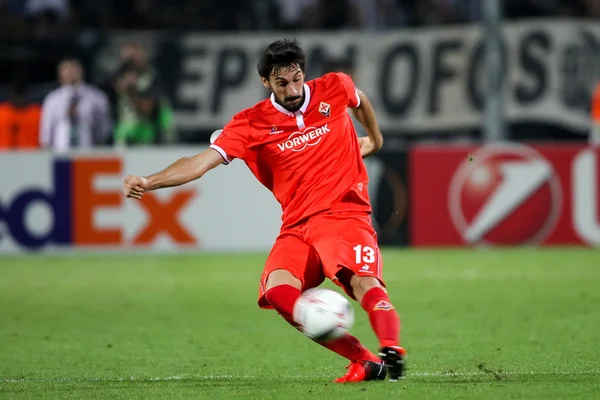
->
<box><xmin>293</xmin><ymin>288</ymin><xmax>355</xmax><ymax>341</ymax></box>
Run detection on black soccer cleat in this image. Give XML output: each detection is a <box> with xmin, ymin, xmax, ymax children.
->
<box><xmin>365</xmin><ymin>360</ymin><xmax>387</xmax><ymax>381</ymax></box>
<box><xmin>379</xmin><ymin>346</ymin><xmax>406</xmax><ymax>381</ymax></box>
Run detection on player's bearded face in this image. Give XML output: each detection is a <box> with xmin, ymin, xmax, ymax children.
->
<box><xmin>264</xmin><ymin>64</ymin><xmax>305</xmax><ymax>112</ymax></box>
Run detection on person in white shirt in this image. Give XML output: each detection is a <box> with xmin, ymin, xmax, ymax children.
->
<box><xmin>40</xmin><ymin>58</ymin><xmax>112</xmax><ymax>152</ymax></box>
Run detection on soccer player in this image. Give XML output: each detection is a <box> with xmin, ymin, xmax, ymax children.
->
<box><xmin>123</xmin><ymin>39</ymin><xmax>406</xmax><ymax>383</ymax></box>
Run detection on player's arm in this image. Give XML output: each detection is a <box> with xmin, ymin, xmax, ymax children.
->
<box><xmin>351</xmin><ymin>90</ymin><xmax>384</xmax><ymax>158</ymax></box>
<box><xmin>123</xmin><ymin>148</ymin><xmax>223</xmax><ymax>199</ymax></box>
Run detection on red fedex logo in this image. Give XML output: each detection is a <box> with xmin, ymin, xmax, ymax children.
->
<box><xmin>74</xmin><ymin>158</ymin><xmax>197</xmax><ymax>246</ymax></box>
<box><xmin>0</xmin><ymin>157</ymin><xmax>197</xmax><ymax>249</ymax></box>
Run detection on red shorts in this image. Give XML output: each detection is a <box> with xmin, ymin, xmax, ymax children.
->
<box><xmin>258</xmin><ymin>212</ymin><xmax>384</xmax><ymax>308</ymax></box>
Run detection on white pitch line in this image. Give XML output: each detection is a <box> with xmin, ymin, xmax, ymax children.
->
<box><xmin>3</xmin><ymin>370</ymin><xmax>599</xmax><ymax>383</ymax></box>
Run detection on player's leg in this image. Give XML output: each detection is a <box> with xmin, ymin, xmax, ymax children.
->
<box><xmin>263</xmin><ymin>268</ymin><xmax>302</xmax><ymax>326</ymax></box>
<box><xmin>344</xmin><ymin>271</ymin><xmax>406</xmax><ymax>381</ymax></box>
<box><xmin>259</xmin><ymin>233</ymin><xmax>383</xmax><ymax>381</ymax></box>
<box><xmin>258</xmin><ymin>232</ymin><xmax>319</xmax><ymax>323</ymax></box>
<box><xmin>341</xmin><ymin>271</ymin><xmax>401</xmax><ymax>349</ymax></box>
<box><xmin>263</xmin><ymin>268</ymin><xmax>379</xmax><ymax>365</ymax></box>
<box><xmin>310</xmin><ymin>213</ymin><xmax>406</xmax><ymax>381</ymax></box>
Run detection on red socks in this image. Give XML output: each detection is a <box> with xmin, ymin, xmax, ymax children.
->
<box><xmin>322</xmin><ymin>334</ymin><xmax>381</xmax><ymax>363</ymax></box>
<box><xmin>264</xmin><ymin>284</ymin><xmax>379</xmax><ymax>362</ymax></box>
<box><xmin>360</xmin><ymin>287</ymin><xmax>400</xmax><ymax>349</ymax></box>
<box><xmin>264</xmin><ymin>284</ymin><xmax>301</xmax><ymax>326</ymax></box>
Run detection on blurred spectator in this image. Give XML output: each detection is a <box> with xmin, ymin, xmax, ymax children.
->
<box><xmin>100</xmin><ymin>40</ymin><xmax>174</xmax><ymax>146</ymax></box>
<box><xmin>102</xmin><ymin>40</ymin><xmax>160</xmax><ymax>113</ymax></box>
<box><xmin>119</xmin><ymin>41</ymin><xmax>158</xmax><ymax>93</ymax></box>
<box><xmin>0</xmin><ymin>77</ymin><xmax>41</xmax><ymax>150</ymax></box>
<box><xmin>40</xmin><ymin>58</ymin><xmax>112</xmax><ymax>152</ymax></box>
<box><xmin>113</xmin><ymin>62</ymin><xmax>175</xmax><ymax>146</ymax></box>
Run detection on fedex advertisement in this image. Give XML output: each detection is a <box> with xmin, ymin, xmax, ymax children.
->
<box><xmin>410</xmin><ymin>143</ymin><xmax>600</xmax><ymax>247</ymax></box>
<box><xmin>0</xmin><ymin>148</ymin><xmax>281</xmax><ymax>253</ymax></box>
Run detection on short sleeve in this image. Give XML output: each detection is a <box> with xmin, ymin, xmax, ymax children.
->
<box><xmin>210</xmin><ymin>112</ymin><xmax>250</xmax><ymax>164</ymax></box>
<box><xmin>334</xmin><ymin>72</ymin><xmax>361</xmax><ymax>108</ymax></box>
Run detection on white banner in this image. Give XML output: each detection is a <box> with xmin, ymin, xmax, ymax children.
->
<box><xmin>0</xmin><ymin>148</ymin><xmax>281</xmax><ymax>253</ymax></box>
<box><xmin>170</xmin><ymin>20</ymin><xmax>600</xmax><ymax>134</ymax></box>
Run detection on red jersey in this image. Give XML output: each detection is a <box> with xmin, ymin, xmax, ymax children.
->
<box><xmin>210</xmin><ymin>72</ymin><xmax>371</xmax><ymax>229</ymax></box>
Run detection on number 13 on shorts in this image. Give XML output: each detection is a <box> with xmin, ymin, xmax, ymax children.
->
<box><xmin>353</xmin><ymin>244</ymin><xmax>378</xmax><ymax>274</ymax></box>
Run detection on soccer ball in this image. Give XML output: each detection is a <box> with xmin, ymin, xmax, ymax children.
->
<box><xmin>293</xmin><ymin>288</ymin><xmax>355</xmax><ymax>341</ymax></box>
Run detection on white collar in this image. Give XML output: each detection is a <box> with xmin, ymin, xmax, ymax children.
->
<box><xmin>62</xmin><ymin>83</ymin><xmax>85</xmax><ymax>94</ymax></box>
<box><xmin>64</xmin><ymin>83</ymin><xmax>84</xmax><ymax>89</ymax></box>
<box><xmin>270</xmin><ymin>83</ymin><xmax>311</xmax><ymax>116</ymax></box>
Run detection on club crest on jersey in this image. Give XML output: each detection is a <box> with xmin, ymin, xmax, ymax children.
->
<box><xmin>373</xmin><ymin>300</ymin><xmax>394</xmax><ymax>311</ymax></box>
<box><xmin>319</xmin><ymin>102</ymin><xmax>331</xmax><ymax>117</ymax></box>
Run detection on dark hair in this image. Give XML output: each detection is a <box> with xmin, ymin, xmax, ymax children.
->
<box><xmin>59</xmin><ymin>57</ymin><xmax>81</xmax><ymax>66</ymax></box>
<box><xmin>257</xmin><ymin>38</ymin><xmax>306</xmax><ymax>79</ymax></box>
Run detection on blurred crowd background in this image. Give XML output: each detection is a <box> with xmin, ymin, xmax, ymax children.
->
<box><xmin>1</xmin><ymin>0</ymin><xmax>600</xmax><ymax>151</ymax></box>
<box><xmin>2</xmin><ymin>0</ymin><xmax>599</xmax><ymax>34</ymax></box>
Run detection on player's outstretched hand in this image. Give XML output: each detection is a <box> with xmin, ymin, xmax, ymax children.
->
<box><xmin>123</xmin><ymin>175</ymin><xmax>149</xmax><ymax>200</ymax></box>
<box><xmin>358</xmin><ymin>137</ymin><xmax>378</xmax><ymax>159</ymax></box>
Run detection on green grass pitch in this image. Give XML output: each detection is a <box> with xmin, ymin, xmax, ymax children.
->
<box><xmin>1</xmin><ymin>248</ymin><xmax>599</xmax><ymax>399</ymax></box>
